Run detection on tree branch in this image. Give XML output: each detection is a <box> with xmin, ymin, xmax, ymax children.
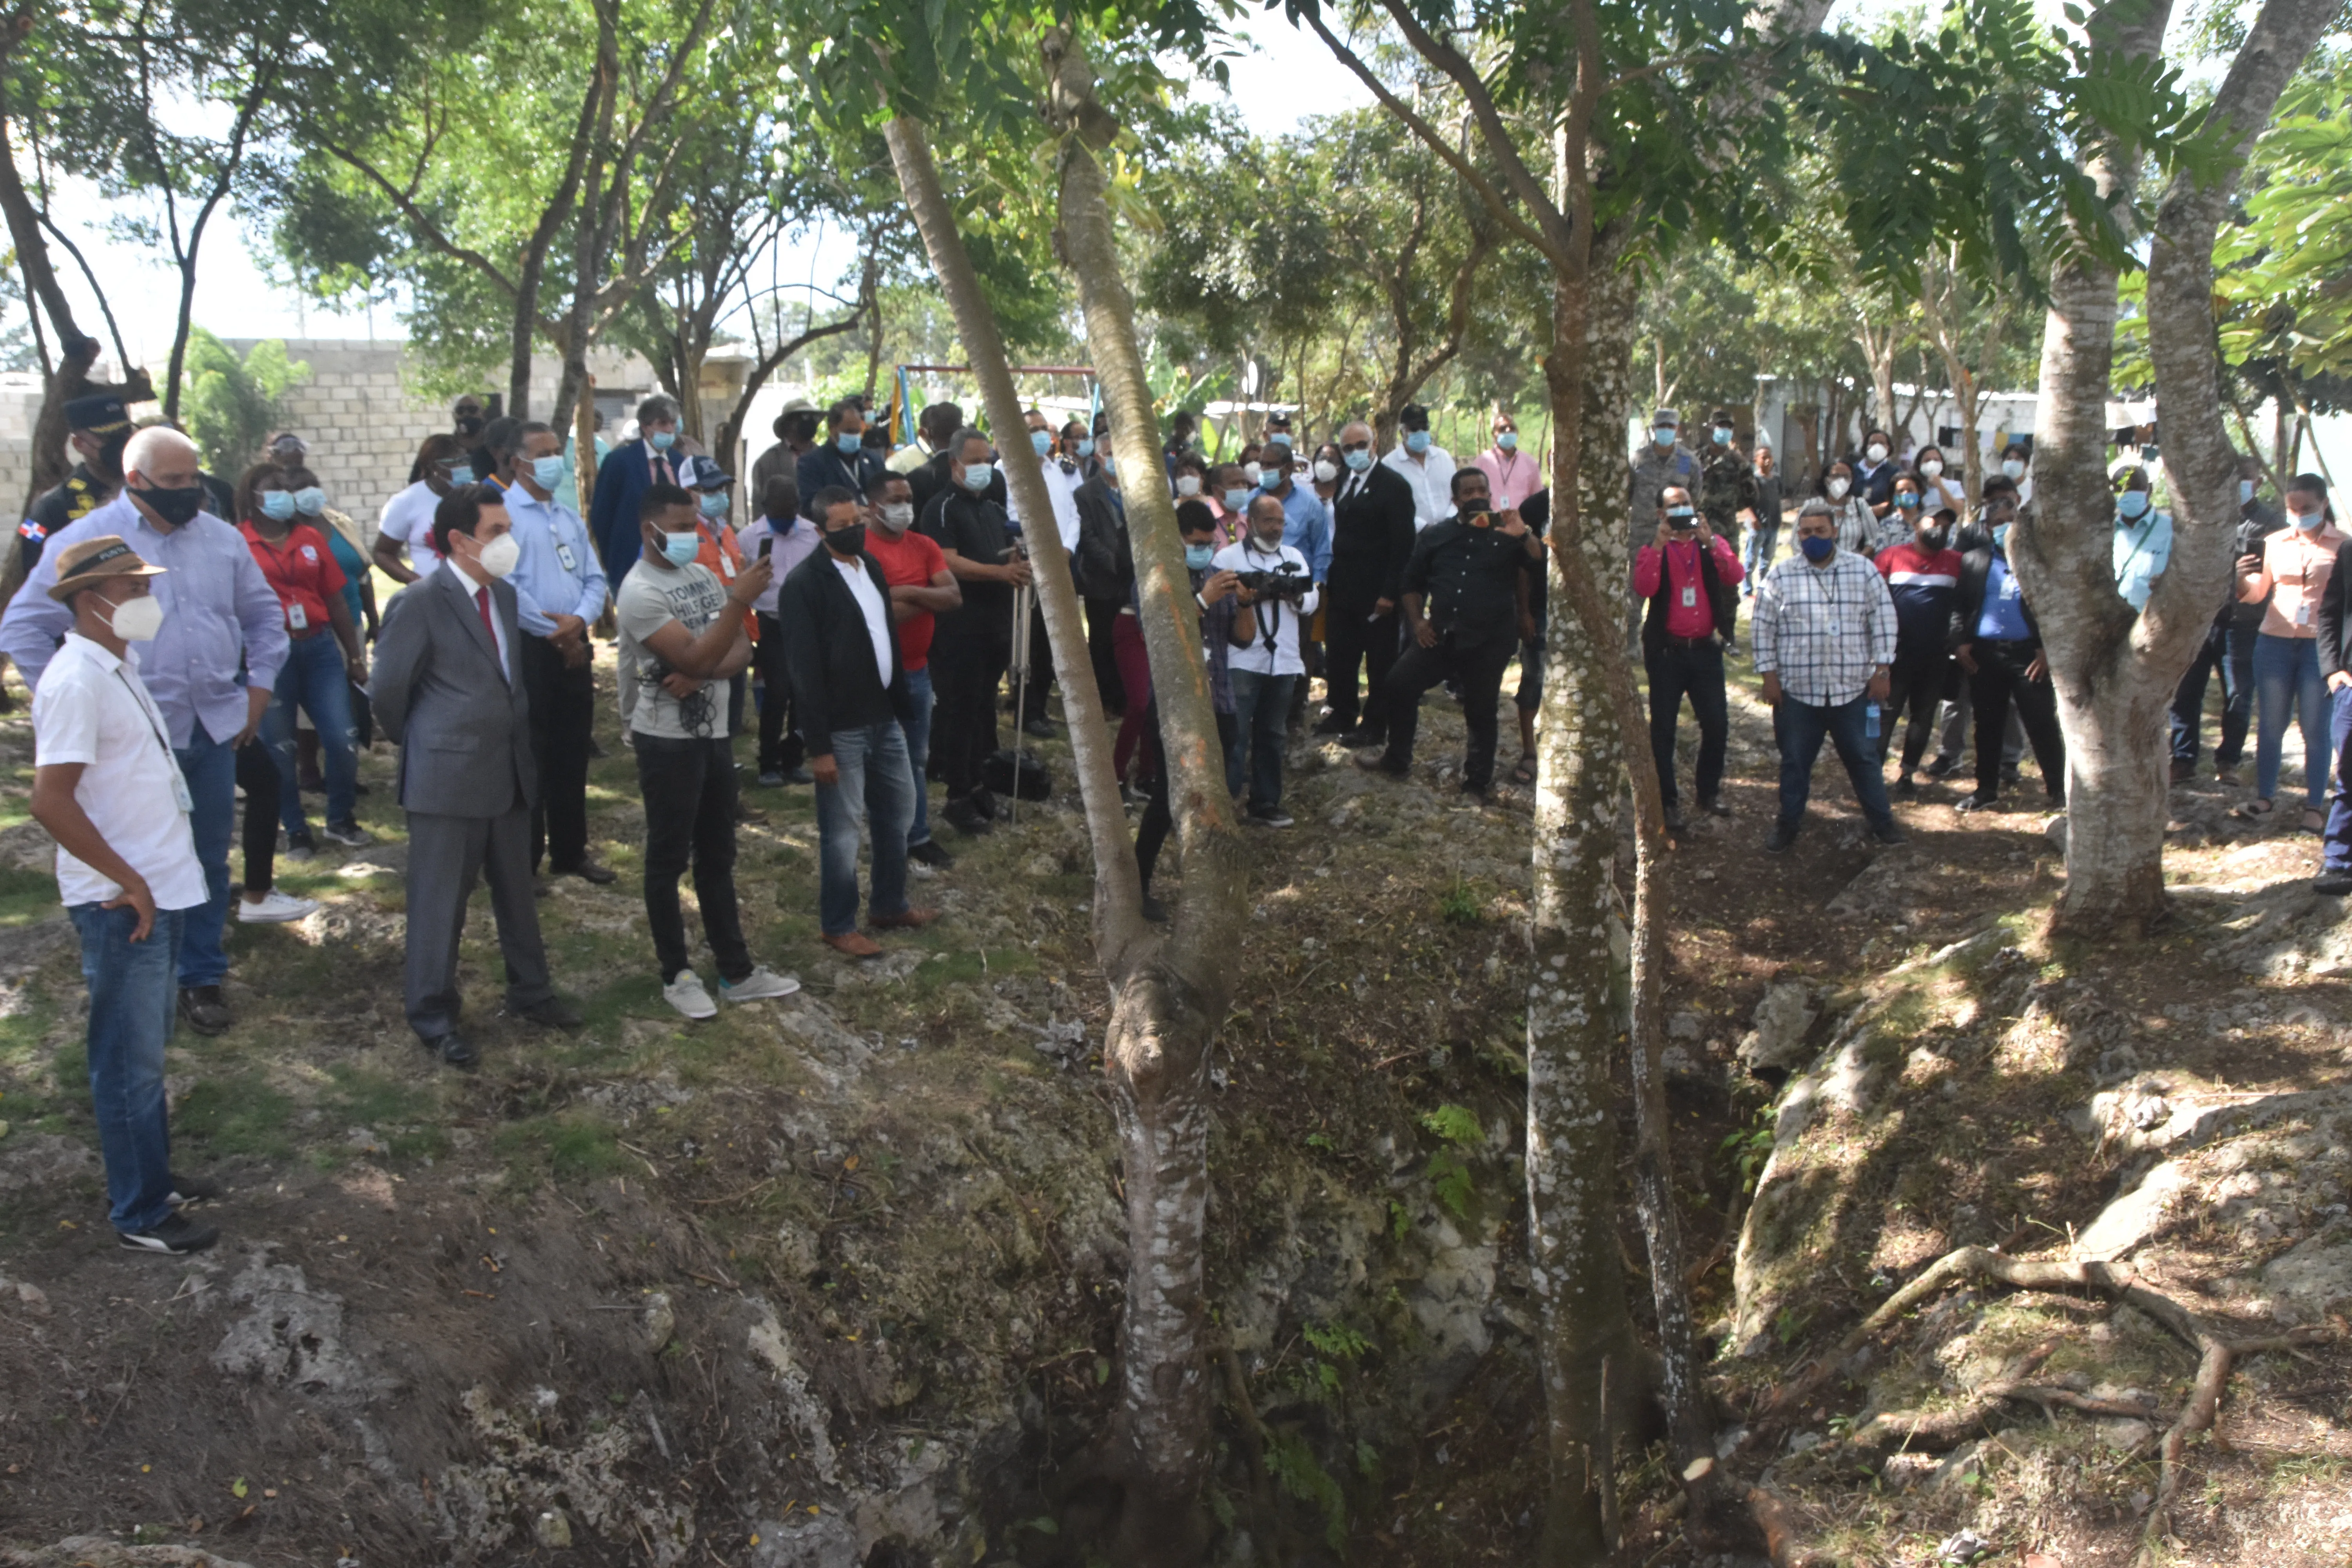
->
<box><xmin>320</xmin><ymin>140</ymin><xmax>521</xmax><ymax>296</ymax></box>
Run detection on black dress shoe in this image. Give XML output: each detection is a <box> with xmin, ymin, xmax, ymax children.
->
<box><xmin>942</xmin><ymin>798</ymin><xmax>992</xmax><ymax>837</ymax></box>
<box><xmin>1341</xmin><ymin>728</ymin><xmax>1386</xmax><ymax>749</ymax></box>
<box><xmin>908</xmin><ymin>839</ymin><xmax>955</xmax><ymax>867</ymax></box>
<box><xmin>1140</xmin><ymin>893</ymin><xmax>1171</xmax><ymax>923</ymax></box>
<box><xmin>1023</xmin><ymin>717</ymin><xmax>1057</xmax><ymax>739</ymax></box>
<box><xmin>1762</xmin><ymin>825</ymin><xmax>1798</xmax><ymax>854</ymax></box>
<box><xmin>2316</xmin><ymin>869</ymin><xmax>2352</xmax><ymax>896</ymax></box>
<box><xmin>178</xmin><ymin>985</ymin><xmax>232</xmax><ymax>1036</ymax></box>
<box><xmin>1700</xmin><ymin>796</ymin><xmax>1733</xmax><ymax>817</ymax></box>
<box><xmin>1311</xmin><ymin>715</ymin><xmax>1352</xmax><ymax>737</ymax></box>
<box><xmin>563</xmin><ymin>860</ymin><xmax>618</xmax><ymax>886</ymax></box>
<box><xmin>1664</xmin><ymin>803</ymin><xmax>1688</xmax><ymax>834</ymax></box>
<box><xmin>512</xmin><ymin>996</ymin><xmax>584</xmax><ymax>1029</ymax></box>
<box><xmin>421</xmin><ymin>1033</ymin><xmax>478</xmax><ymax>1069</ymax></box>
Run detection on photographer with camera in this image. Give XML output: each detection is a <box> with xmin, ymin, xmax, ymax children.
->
<box><xmin>1211</xmin><ymin>494</ymin><xmax>1320</xmax><ymax>828</ymax></box>
<box><xmin>1356</xmin><ymin>467</ymin><xmax>1541</xmax><ymax>801</ymax></box>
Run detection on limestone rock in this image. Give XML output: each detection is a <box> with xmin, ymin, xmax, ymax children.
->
<box><xmin>1738</xmin><ymin>982</ymin><xmax>1819</xmax><ymax>1075</ymax></box>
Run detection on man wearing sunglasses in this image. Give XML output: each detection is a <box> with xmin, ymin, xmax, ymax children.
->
<box><xmin>1315</xmin><ymin>419</ymin><xmax>1419</xmax><ymax>746</ymax></box>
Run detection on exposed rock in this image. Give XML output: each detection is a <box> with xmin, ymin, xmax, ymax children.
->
<box><xmin>2262</xmin><ymin>1231</ymin><xmax>2352</xmax><ymax>1326</ymax></box>
<box><xmin>0</xmin><ymin>1132</ymin><xmax>96</xmax><ymax>1192</ymax></box>
<box><xmin>0</xmin><ymin>1541</ymin><xmax>258</xmax><ymax>1568</ymax></box>
<box><xmin>1738</xmin><ymin>981</ymin><xmax>1819</xmax><ymax>1075</ymax></box>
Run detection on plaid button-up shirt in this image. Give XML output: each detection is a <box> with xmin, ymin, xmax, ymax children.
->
<box><xmin>1751</xmin><ymin>550</ymin><xmax>1898</xmax><ymax>707</ymax></box>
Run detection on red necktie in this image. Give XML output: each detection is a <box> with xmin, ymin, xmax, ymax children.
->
<box><xmin>474</xmin><ymin>584</ymin><xmax>496</xmax><ymax>644</ymax></box>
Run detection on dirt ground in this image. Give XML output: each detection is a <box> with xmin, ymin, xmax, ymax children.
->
<box><xmin>0</xmin><ymin>632</ymin><xmax>2346</xmax><ymax>1568</ymax></box>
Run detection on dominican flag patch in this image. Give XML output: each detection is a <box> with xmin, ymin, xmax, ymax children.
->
<box><xmin>16</xmin><ymin>519</ymin><xmax>44</xmax><ymax>542</ymax></box>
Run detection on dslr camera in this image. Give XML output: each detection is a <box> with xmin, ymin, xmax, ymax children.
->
<box><xmin>1235</xmin><ymin>560</ymin><xmax>1311</xmax><ymax>600</ymax></box>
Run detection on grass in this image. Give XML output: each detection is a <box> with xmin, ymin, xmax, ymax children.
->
<box><xmin>174</xmin><ymin>1073</ymin><xmax>299</xmax><ymax>1161</ymax></box>
<box><xmin>493</xmin><ymin>1108</ymin><xmax>632</xmax><ymax>1183</ymax></box>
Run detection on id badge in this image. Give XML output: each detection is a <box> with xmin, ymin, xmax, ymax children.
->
<box><xmin>1681</xmin><ymin>586</ymin><xmax>1697</xmax><ymax>608</ymax></box>
<box><xmin>169</xmin><ymin>760</ymin><xmax>193</xmax><ymax>815</ymax></box>
<box><xmin>2001</xmin><ymin>574</ymin><xmax>2021</xmax><ymax>600</ymax></box>
<box><xmin>2297</xmin><ymin>599</ymin><xmax>2314</xmax><ymax>627</ymax></box>
<box><xmin>557</xmin><ymin>543</ymin><xmax>578</xmax><ymax>572</ymax></box>
<box><xmin>287</xmin><ymin>601</ymin><xmax>308</xmax><ymax>631</ymax></box>
<box><xmin>719</xmin><ymin>554</ymin><xmax>736</xmax><ymax>579</ymax></box>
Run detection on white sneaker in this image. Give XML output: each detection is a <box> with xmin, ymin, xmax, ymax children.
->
<box><xmin>662</xmin><ymin>971</ymin><xmax>717</xmax><ymax>1020</ymax></box>
<box><xmin>237</xmin><ymin>887</ymin><xmax>319</xmax><ymax>923</ymax></box>
<box><xmin>719</xmin><ymin>966</ymin><xmax>802</xmax><ymax>1003</ymax></box>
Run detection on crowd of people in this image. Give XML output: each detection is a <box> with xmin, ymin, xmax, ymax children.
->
<box><xmin>9</xmin><ymin>382</ymin><xmax>2339</xmax><ymax>1256</ymax></box>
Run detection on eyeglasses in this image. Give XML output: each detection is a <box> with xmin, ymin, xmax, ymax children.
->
<box><xmin>1340</xmin><ymin>442</ymin><xmax>1370</xmax><ymax>454</ymax></box>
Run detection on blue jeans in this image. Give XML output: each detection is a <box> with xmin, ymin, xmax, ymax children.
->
<box><xmin>2253</xmin><ymin>632</ymin><xmax>2327</xmax><ymax>807</ymax></box>
<box><xmin>1226</xmin><ymin>670</ymin><xmax>1297</xmax><ymax>812</ymax></box>
<box><xmin>1744</xmin><ymin>521</ymin><xmax>1780</xmax><ymax>585</ymax></box>
<box><xmin>2171</xmin><ymin>617</ymin><xmax>2258</xmax><ymax>767</ymax></box>
<box><xmin>900</xmin><ymin>666</ymin><xmax>935</xmax><ymax>848</ymax></box>
<box><xmin>815</xmin><ymin>720</ymin><xmax>917</xmax><ymax>936</ymax></box>
<box><xmin>172</xmin><ymin>720</ymin><xmax>236</xmax><ymax>989</ymax></box>
<box><xmin>1772</xmin><ymin>693</ymin><xmax>1896</xmax><ymax>836</ymax></box>
<box><xmin>265</xmin><ymin>634</ymin><xmax>358</xmax><ymax>833</ymax></box>
<box><xmin>71</xmin><ymin>903</ymin><xmax>186</xmax><ymax>1234</ymax></box>
<box><xmin>2325</xmin><ymin>686</ymin><xmax>2352</xmax><ymax>871</ymax></box>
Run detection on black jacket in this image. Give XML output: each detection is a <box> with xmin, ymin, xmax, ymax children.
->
<box><xmin>1070</xmin><ymin>474</ymin><xmax>1131</xmax><ymax>602</ymax></box>
<box><xmin>2315</xmin><ymin>537</ymin><xmax>2352</xmax><ymax>681</ymax></box>
<box><xmin>1950</xmin><ymin>546</ymin><xmax>2041</xmax><ymax>653</ymax></box>
<box><xmin>778</xmin><ymin>545</ymin><xmax>915</xmax><ymax>759</ymax></box>
<box><xmin>1326</xmin><ymin>462</ymin><xmax>1417</xmax><ymax>610</ymax></box>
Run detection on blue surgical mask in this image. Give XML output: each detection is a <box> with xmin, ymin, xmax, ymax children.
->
<box><xmin>1185</xmin><ymin>543</ymin><xmax>1215</xmax><ymax>571</ymax></box>
<box><xmin>1259</xmin><ymin>466</ymin><xmax>1285</xmax><ymax>491</ymax></box>
<box><xmin>1993</xmin><ymin>522</ymin><xmax>2013</xmax><ymax>550</ymax></box>
<box><xmin>1713</xmin><ymin>426</ymin><xmax>1734</xmax><ymax>446</ymax></box>
<box><xmin>2117</xmin><ymin>490</ymin><xmax>2151</xmax><ymax>521</ymax></box>
<box><xmin>958</xmin><ymin>464</ymin><xmax>992</xmax><ymax>494</ymax></box>
<box><xmin>1652</xmin><ymin>427</ymin><xmax>1676</xmax><ymax>448</ymax></box>
<box><xmin>836</xmin><ymin>431</ymin><xmax>862</xmax><ymax>456</ymax></box>
<box><xmin>1897</xmin><ymin>491</ymin><xmax>1922</xmax><ymax>509</ymax></box>
<box><xmin>1404</xmin><ymin>430</ymin><xmax>1432</xmax><ymax>454</ymax></box>
<box><xmin>292</xmin><ymin>486</ymin><xmax>326</xmax><ymax>516</ymax></box>
<box><xmin>1030</xmin><ymin>430</ymin><xmax>1053</xmax><ymax>457</ymax></box>
<box><xmin>1344</xmin><ymin>449</ymin><xmax>1372</xmax><ymax>473</ymax></box>
<box><xmin>2240</xmin><ymin>479</ymin><xmax>2257</xmax><ymax>504</ymax></box>
<box><xmin>1496</xmin><ymin>432</ymin><xmax>1517</xmax><ymax>450</ymax></box>
<box><xmin>699</xmin><ymin>492</ymin><xmax>730</xmax><ymax>518</ymax></box>
<box><xmin>1799</xmin><ymin>534</ymin><xmax>1836</xmax><ymax>563</ymax></box>
<box><xmin>530</xmin><ymin>454</ymin><xmax>567</xmax><ymax>490</ymax></box>
<box><xmin>648</xmin><ymin>430</ymin><xmax>675</xmax><ymax>452</ymax></box>
<box><xmin>1077</xmin><ymin>439</ymin><xmax>1095</xmax><ymax>458</ymax></box>
<box><xmin>1222</xmin><ymin>487</ymin><xmax>1250</xmax><ymax>512</ymax></box>
<box><xmin>2292</xmin><ymin>506</ymin><xmax>2326</xmax><ymax>532</ymax></box>
<box><xmin>445</xmin><ymin>464</ymin><xmax>474</xmax><ymax>486</ymax></box>
<box><xmin>661</xmin><ymin>530</ymin><xmax>699</xmax><ymax>566</ymax></box>
<box><xmin>258</xmin><ymin>489</ymin><xmax>296</xmax><ymax>522</ymax></box>
<box><xmin>1266</xmin><ymin>433</ymin><xmax>1292</xmax><ymax>452</ymax></box>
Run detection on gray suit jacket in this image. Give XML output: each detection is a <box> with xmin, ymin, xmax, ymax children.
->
<box><xmin>371</xmin><ymin>565</ymin><xmax>536</xmax><ymax>817</ymax></box>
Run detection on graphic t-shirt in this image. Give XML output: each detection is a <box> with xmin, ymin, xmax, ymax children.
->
<box><xmin>616</xmin><ymin>561</ymin><xmax>731</xmax><ymax>739</ymax></box>
<box><xmin>864</xmin><ymin>526</ymin><xmax>948</xmax><ymax>672</ymax></box>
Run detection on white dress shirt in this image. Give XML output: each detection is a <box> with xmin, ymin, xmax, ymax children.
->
<box><xmin>1381</xmin><ymin>444</ymin><xmax>1457</xmax><ymax>530</ymax></box>
<box><xmin>443</xmin><ymin>556</ymin><xmax>512</xmax><ymax>682</ymax></box>
<box><xmin>833</xmin><ymin>554</ymin><xmax>895</xmax><ymax>688</ymax></box>
<box><xmin>1000</xmin><ymin>454</ymin><xmax>1083</xmax><ymax>551</ymax></box>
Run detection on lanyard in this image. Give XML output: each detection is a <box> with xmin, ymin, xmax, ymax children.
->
<box><xmin>112</xmin><ymin>668</ymin><xmax>174</xmax><ymax>760</ymax></box>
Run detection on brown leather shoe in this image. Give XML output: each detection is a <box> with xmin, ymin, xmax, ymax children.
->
<box><xmin>822</xmin><ymin>931</ymin><xmax>884</xmax><ymax>958</ymax></box>
<box><xmin>869</xmin><ymin>907</ymin><xmax>938</xmax><ymax>930</ymax></box>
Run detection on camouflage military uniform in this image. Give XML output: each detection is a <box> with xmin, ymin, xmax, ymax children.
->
<box><xmin>1696</xmin><ymin>444</ymin><xmax>1758</xmax><ymax>537</ymax></box>
<box><xmin>1628</xmin><ymin>441</ymin><xmax>1700</xmax><ymax>560</ymax></box>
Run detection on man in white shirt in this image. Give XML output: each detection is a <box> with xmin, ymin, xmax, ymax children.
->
<box><xmin>372</xmin><ymin>436</ymin><xmax>472</xmax><ymax>583</ymax></box>
<box><xmin>29</xmin><ymin>536</ymin><xmax>220</xmax><ymax>1255</ymax></box>
<box><xmin>1211</xmin><ymin>494</ymin><xmax>1321</xmax><ymax>828</ymax></box>
<box><xmin>1379</xmin><ymin>402</ymin><xmax>1457</xmax><ymax>531</ymax></box>
<box><xmin>1000</xmin><ymin>409</ymin><xmax>1081</xmax><ymax>737</ymax></box>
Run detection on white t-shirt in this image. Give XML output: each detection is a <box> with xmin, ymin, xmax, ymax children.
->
<box><xmin>832</xmin><ymin>554</ymin><xmax>894</xmax><ymax>688</ymax></box>
<box><xmin>1000</xmin><ymin>454</ymin><xmax>1083</xmax><ymax>551</ymax></box>
<box><xmin>377</xmin><ymin>481</ymin><xmax>444</xmax><ymax>577</ymax></box>
<box><xmin>32</xmin><ymin>634</ymin><xmax>209</xmax><ymax>911</ymax></box>
<box><xmin>1211</xmin><ymin>539</ymin><xmax>1321</xmax><ymax>677</ymax></box>
<box><xmin>616</xmin><ymin>561</ymin><xmax>733</xmax><ymax>739</ymax></box>
<box><xmin>1381</xmin><ymin>443</ymin><xmax>1457</xmax><ymax>530</ymax></box>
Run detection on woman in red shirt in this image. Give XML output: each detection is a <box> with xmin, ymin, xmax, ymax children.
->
<box><xmin>237</xmin><ymin>463</ymin><xmax>370</xmax><ymax>858</ymax></box>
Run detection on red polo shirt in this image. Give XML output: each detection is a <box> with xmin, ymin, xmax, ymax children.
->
<box><xmin>864</xmin><ymin>528</ymin><xmax>948</xmax><ymax>672</ymax></box>
<box><xmin>240</xmin><ymin>521</ymin><xmax>348</xmax><ymax>633</ymax></box>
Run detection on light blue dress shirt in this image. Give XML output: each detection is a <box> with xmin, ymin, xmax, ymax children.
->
<box><xmin>501</xmin><ymin>483</ymin><xmax>608</xmax><ymax>637</ymax></box>
<box><xmin>2111</xmin><ymin>509</ymin><xmax>2173</xmax><ymax>612</ymax></box>
<box><xmin>1279</xmin><ymin>483</ymin><xmax>1333</xmax><ymax>582</ymax></box>
<box><xmin>0</xmin><ymin>493</ymin><xmax>289</xmax><ymax>748</ymax></box>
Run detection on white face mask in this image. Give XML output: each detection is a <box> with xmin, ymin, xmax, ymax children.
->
<box><xmin>1312</xmin><ymin>459</ymin><xmax>1338</xmax><ymax>484</ymax></box>
<box><xmin>474</xmin><ymin>532</ymin><xmax>521</xmax><ymax>579</ymax></box>
<box><xmin>2002</xmin><ymin>459</ymin><xmax>2026</xmax><ymax>481</ymax></box>
<box><xmin>1827</xmin><ymin>478</ymin><xmax>1851</xmax><ymax>499</ymax></box>
<box><xmin>1175</xmin><ymin>474</ymin><xmax>1202</xmax><ymax>498</ymax></box>
<box><xmin>1918</xmin><ymin>459</ymin><xmax>1943</xmax><ymax>478</ymax></box>
<box><xmin>105</xmin><ymin>592</ymin><xmax>165</xmax><ymax>642</ymax></box>
<box><xmin>1866</xmin><ymin>443</ymin><xmax>1889</xmax><ymax>463</ymax></box>
<box><xmin>879</xmin><ymin>503</ymin><xmax>915</xmax><ymax>532</ymax></box>
<box><xmin>1242</xmin><ymin>462</ymin><xmax>1262</xmax><ymax>484</ymax></box>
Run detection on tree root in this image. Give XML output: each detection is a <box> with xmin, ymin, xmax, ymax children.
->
<box><xmin>1744</xmin><ymin>1485</ymin><xmax>1833</xmax><ymax>1568</ymax></box>
<box><xmin>1744</xmin><ymin>1245</ymin><xmax>2332</xmax><ymax>1564</ymax></box>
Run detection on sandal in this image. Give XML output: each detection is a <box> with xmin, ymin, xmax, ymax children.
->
<box><xmin>2304</xmin><ymin>808</ymin><xmax>2327</xmax><ymax>835</ymax></box>
<box><xmin>2234</xmin><ymin>797</ymin><xmax>2277</xmax><ymax>820</ymax></box>
<box><xmin>1510</xmin><ymin>754</ymin><xmax>1538</xmax><ymax>786</ymax></box>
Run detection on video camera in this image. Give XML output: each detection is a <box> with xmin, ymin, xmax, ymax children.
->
<box><xmin>1235</xmin><ymin>561</ymin><xmax>1312</xmax><ymax>600</ymax></box>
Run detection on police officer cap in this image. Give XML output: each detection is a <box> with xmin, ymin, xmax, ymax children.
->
<box><xmin>1652</xmin><ymin>407</ymin><xmax>1678</xmax><ymax>427</ymax></box>
<box><xmin>64</xmin><ymin>394</ymin><xmax>131</xmax><ymax>437</ymax></box>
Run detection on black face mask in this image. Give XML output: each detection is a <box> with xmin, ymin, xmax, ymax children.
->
<box><xmin>1920</xmin><ymin>528</ymin><xmax>1949</xmax><ymax>552</ymax></box>
<box><xmin>826</xmin><ymin>523</ymin><xmax>867</xmax><ymax>557</ymax></box>
<box><xmin>455</xmin><ymin>414</ymin><xmax>485</xmax><ymax>437</ymax></box>
<box><xmin>131</xmin><ymin>481</ymin><xmax>207</xmax><ymax>528</ymax></box>
<box><xmin>90</xmin><ymin>433</ymin><xmax>128</xmax><ymax>484</ymax></box>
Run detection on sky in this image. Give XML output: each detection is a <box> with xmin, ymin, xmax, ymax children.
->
<box><xmin>42</xmin><ymin>10</ymin><xmax>1371</xmax><ymax>372</ymax></box>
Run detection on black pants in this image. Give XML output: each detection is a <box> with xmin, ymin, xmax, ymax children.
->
<box><xmin>1880</xmin><ymin>639</ymin><xmax>1949</xmax><ymax>774</ymax></box>
<box><xmin>1379</xmin><ymin>630</ymin><xmax>1519</xmax><ymax>791</ymax></box>
<box><xmin>753</xmin><ymin>612</ymin><xmax>806</xmax><ymax>773</ymax></box>
<box><xmin>1085</xmin><ymin>595</ymin><xmax>1126</xmax><ymax>715</ymax></box>
<box><xmin>1017</xmin><ymin>601</ymin><xmax>1056</xmax><ymax>725</ymax></box>
<box><xmin>934</xmin><ymin>633</ymin><xmax>1011</xmax><ymax>798</ymax></box>
<box><xmin>633</xmin><ymin>733</ymin><xmax>750</xmax><ymax>985</ymax></box>
<box><xmin>1323</xmin><ymin>598</ymin><xmax>1400</xmax><ymax>736</ymax></box>
<box><xmin>1645</xmin><ymin>639</ymin><xmax>1729</xmax><ymax>808</ymax></box>
<box><xmin>1136</xmin><ymin>704</ymin><xmax>1239</xmax><ymax>893</ymax></box>
<box><xmin>235</xmin><ymin>740</ymin><xmax>278</xmax><ymax>894</ymax></box>
<box><xmin>521</xmin><ymin>635</ymin><xmax>596</xmax><ymax>873</ymax></box>
<box><xmin>1970</xmin><ymin>639</ymin><xmax>2067</xmax><ymax>802</ymax></box>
